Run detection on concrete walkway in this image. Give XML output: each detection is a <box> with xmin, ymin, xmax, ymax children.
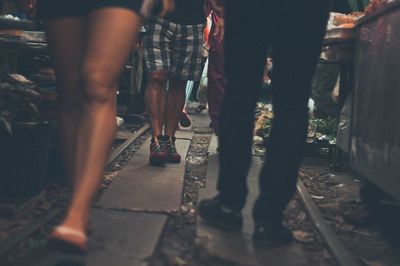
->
<box><xmin>8</xmin><ymin>111</ymin><xmax>310</xmax><ymax>266</ymax></box>
<box><xmin>10</xmin><ymin>130</ymin><xmax>193</xmax><ymax>266</ymax></box>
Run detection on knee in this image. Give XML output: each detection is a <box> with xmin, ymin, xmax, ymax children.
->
<box><xmin>81</xmin><ymin>66</ymin><xmax>117</xmax><ymax>104</ymax></box>
<box><xmin>57</xmin><ymin>73</ymin><xmax>83</xmax><ymax>112</ymax></box>
<box><xmin>147</xmin><ymin>71</ymin><xmax>168</xmax><ymax>90</ymax></box>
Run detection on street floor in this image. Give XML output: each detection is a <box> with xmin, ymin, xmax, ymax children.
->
<box><xmin>0</xmin><ymin>111</ymin><xmax>399</xmax><ymax>266</ymax></box>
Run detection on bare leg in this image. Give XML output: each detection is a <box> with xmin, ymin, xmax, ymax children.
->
<box><xmin>145</xmin><ymin>71</ymin><xmax>167</xmax><ymax>137</ymax></box>
<box><xmin>165</xmin><ymin>79</ymin><xmax>186</xmax><ymax>136</ymax></box>
<box><xmin>60</xmin><ymin>8</ymin><xmax>141</xmax><ymax>234</ymax></box>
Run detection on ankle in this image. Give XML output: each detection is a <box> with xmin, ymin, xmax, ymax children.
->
<box><xmin>163</xmin><ymin>135</ymin><xmax>175</xmax><ymax>141</ymax></box>
<box><xmin>152</xmin><ymin>135</ymin><xmax>163</xmax><ymax>142</ymax></box>
<box><xmin>62</xmin><ymin>212</ymin><xmax>89</xmax><ymax>233</ymax></box>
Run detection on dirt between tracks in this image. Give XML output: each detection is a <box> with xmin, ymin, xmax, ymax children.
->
<box><xmin>152</xmin><ymin>143</ymin><xmax>400</xmax><ymax>266</ymax></box>
<box><xmin>300</xmin><ymin>159</ymin><xmax>400</xmax><ymax>266</ymax></box>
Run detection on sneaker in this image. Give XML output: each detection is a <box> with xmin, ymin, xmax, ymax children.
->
<box><xmin>179</xmin><ymin>112</ymin><xmax>192</xmax><ymax>128</ymax></box>
<box><xmin>163</xmin><ymin>135</ymin><xmax>181</xmax><ymax>163</ymax></box>
<box><xmin>198</xmin><ymin>196</ymin><xmax>243</xmax><ymax>232</ymax></box>
<box><xmin>253</xmin><ymin>221</ymin><xmax>293</xmax><ymax>246</ymax></box>
<box><xmin>149</xmin><ymin>136</ymin><xmax>167</xmax><ymax>165</ymax></box>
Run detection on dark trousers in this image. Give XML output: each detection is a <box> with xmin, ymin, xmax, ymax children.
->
<box><xmin>217</xmin><ymin>0</ymin><xmax>329</xmax><ymax>223</ymax></box>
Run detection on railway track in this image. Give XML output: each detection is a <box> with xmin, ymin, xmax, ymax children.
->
<box><xmin>0</xmin><ymin>126</ymin><xmax>371</xmax><ymax>266</ymax></box>
<box><xmin>297</xmin><ymin>178</ymin><xmax>358</xmax><ymax>266</ymax></box>
<box><xmin>0</xmin><ymin>122</ymin><xmax>150</xmax><ymax>259</ymax></box>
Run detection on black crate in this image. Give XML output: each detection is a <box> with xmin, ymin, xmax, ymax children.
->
<box><xmin>304</xmin><ymin>141</ymin><xmax>336</xmax><ymax>158</ymax></box>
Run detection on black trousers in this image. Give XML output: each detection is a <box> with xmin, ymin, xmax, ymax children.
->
<box><xmin>217</xmin><ymin>0</ymin><xmax>329</xmax><ymax>223</ymax></box>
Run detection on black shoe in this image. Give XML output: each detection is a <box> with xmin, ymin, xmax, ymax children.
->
<box><xmin>198</xmin><ymin>196</ymin><xmax>243</xmax><ymax>232</ymax></box>
<box><xmin>253</xmin><ymin>221</ymin><xmax>293</xmax><ymax>246</ymax></box>
<box><xmin>179</xmin><ymin>112</ymin><xmax>192</xmax><ymax>128</ymax></box>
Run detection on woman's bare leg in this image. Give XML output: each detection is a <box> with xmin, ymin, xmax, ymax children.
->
<box><xmin>60</xmin><ymin>8</ymin><xmax>142</xmax><ymax>233</ymax></box>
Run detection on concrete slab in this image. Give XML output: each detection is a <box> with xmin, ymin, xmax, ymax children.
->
<box><xmin>208</xmin><ymin>135</ymin><xmax>218</xmax><ymax>154</ymax></box>
<box><xmin>87</xmin><ymin>209</ymin><xmax>167</xmax><ymax>266</ymax></box>
<box><xmin>97</xmin><ymin>132</ymin><xmax>193</xmax><ymax>212</ymax></box>
<box><xmin>10</xmin><ymin>209</ymin><xmax>167</xmax><ymax>266</ymax></box>
<box><xmin>191</xmin><ymin>112</ymin><xmax>213</xmax><ymax>132</ymax></box>
<box><xmin>197</xmin><ymin>150</ymin><xmax>309</xmax><ymax>266</ymax></box>
<box><xmin>174</xmin><ymin>130</ymin><xmax>194</xmax><ymax>140</ymax></box>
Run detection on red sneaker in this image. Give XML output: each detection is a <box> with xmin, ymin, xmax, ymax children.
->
<box><xmin>163</xmin><ymin>135</ymin><xmax>181</xmax><ymax>164</ymax></box>
<box><xmin>149</xmin><ymin>136</ymin><xmax>168</xmax><ymax>165</ymax></box>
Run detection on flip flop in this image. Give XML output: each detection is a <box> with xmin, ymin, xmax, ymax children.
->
<box><xmin>49</xmin><ymin>226</ymin><xmax>88</xmax><ymax>254</ymax></box>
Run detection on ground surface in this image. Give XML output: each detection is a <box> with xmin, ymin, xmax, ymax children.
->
<box><xmin>0</xmin><ymin>110</ymin><xmax>399</xmax><ymax>266</ymax></box>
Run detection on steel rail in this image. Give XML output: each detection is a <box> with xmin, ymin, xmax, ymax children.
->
<box><xmin>107</xmin><ymin>123</ymin><xmax>150</xmax><ymax>164</ymax></box>
<box><xmin>297</xmin><ymin>179</ymin><xmax>358</xmax><ymax>266</ymax></box>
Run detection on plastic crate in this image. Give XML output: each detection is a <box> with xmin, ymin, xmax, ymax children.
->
<box><xmin>304</xmin><ymin>141</ymin><xmax>336</xmax><ymax>158</ymax></box>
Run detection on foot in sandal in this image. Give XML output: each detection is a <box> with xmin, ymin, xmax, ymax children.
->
<box><xmin>49</xmin><ymin>225</ymin><xmax>88</xmax><ymax>253</ymax></box>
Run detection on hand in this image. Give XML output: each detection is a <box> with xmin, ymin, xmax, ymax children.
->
<box><xmin>159</xmin><ymin>0</ymin><xmax>175</xmax><ymax>17</ymax></box>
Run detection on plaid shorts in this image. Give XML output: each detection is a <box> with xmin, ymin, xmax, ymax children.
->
<box><xmin>143</xmin><ymin>17</ymin><xmax>205</xmax><ymax>81</ymax></box>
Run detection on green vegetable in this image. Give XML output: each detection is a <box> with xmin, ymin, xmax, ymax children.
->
<box><xmin>310</xmin><ymin>117</ymin><xmax>337</xmax><ymax>136</ymax></box>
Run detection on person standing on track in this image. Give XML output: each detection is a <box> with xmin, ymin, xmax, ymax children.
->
<box><xmin>143</xmin><ymin>0</ymin><xmax>206</xmax><ymax>166</ymax></box>
<box><xmin>199</xmin><ymin>0</ymin><xmax>330</xmax><ymax>246</ymax></box>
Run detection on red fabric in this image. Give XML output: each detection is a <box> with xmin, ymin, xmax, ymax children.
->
<box><xmin>204</xmin><ymin>21</ymin><xmax>210</xmax><ymax>44</ymax></box>
<box><xmin>208</xmin><ymin>11</ymin><xmax>224</xmax><ymax>52</ymax></box>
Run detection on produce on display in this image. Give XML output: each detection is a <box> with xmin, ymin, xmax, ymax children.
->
<box><xmin>0</xmin><ymin>73</ymin><xmax>57</xmax><ymax>134</ymax></box>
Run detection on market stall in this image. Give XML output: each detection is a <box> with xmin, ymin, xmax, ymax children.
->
<box><xmin>350</xmin><ymin>0</ymin><xmax>400</xmax><ymax>203</ymax></box>
<box><xmin>322</xmin><ymin>22</ymin><xmax>357</xmax><ymax>156</ymax></box>
<box><xmin>0</xmin><ymin>3</ymin><xmax>55</xmax><ymax>207</ymax></box>
<box><xmin>323</xmin><ymin>0</ymin><xmax>400</xmax><ymax>203</ymax></box>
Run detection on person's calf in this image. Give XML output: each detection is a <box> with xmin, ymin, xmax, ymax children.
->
<box><xmin>145</xmin><ymin>71</ymin><xmax>168</xmax><ymax>137</ymax></box>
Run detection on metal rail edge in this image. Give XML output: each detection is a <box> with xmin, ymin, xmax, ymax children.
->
<box><xmin>297</xmin><ymin>179</ymin><xmax>358</xmax><ymax>266</ymax></box>
<box><xmin>107</xmin><ymin>123</ymin><xmax>150</xmax><ymax>164</ymax></box>
<box><xmin>0</xmin><ymin>209</ymin><xmax>60</xmax><ymax>257</ymax></box>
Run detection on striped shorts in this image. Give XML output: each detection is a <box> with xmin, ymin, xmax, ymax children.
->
<box><xmin>143</xmin><ymin>17</ymin><xmax>205</xmax><ymax>81</ymax></box>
